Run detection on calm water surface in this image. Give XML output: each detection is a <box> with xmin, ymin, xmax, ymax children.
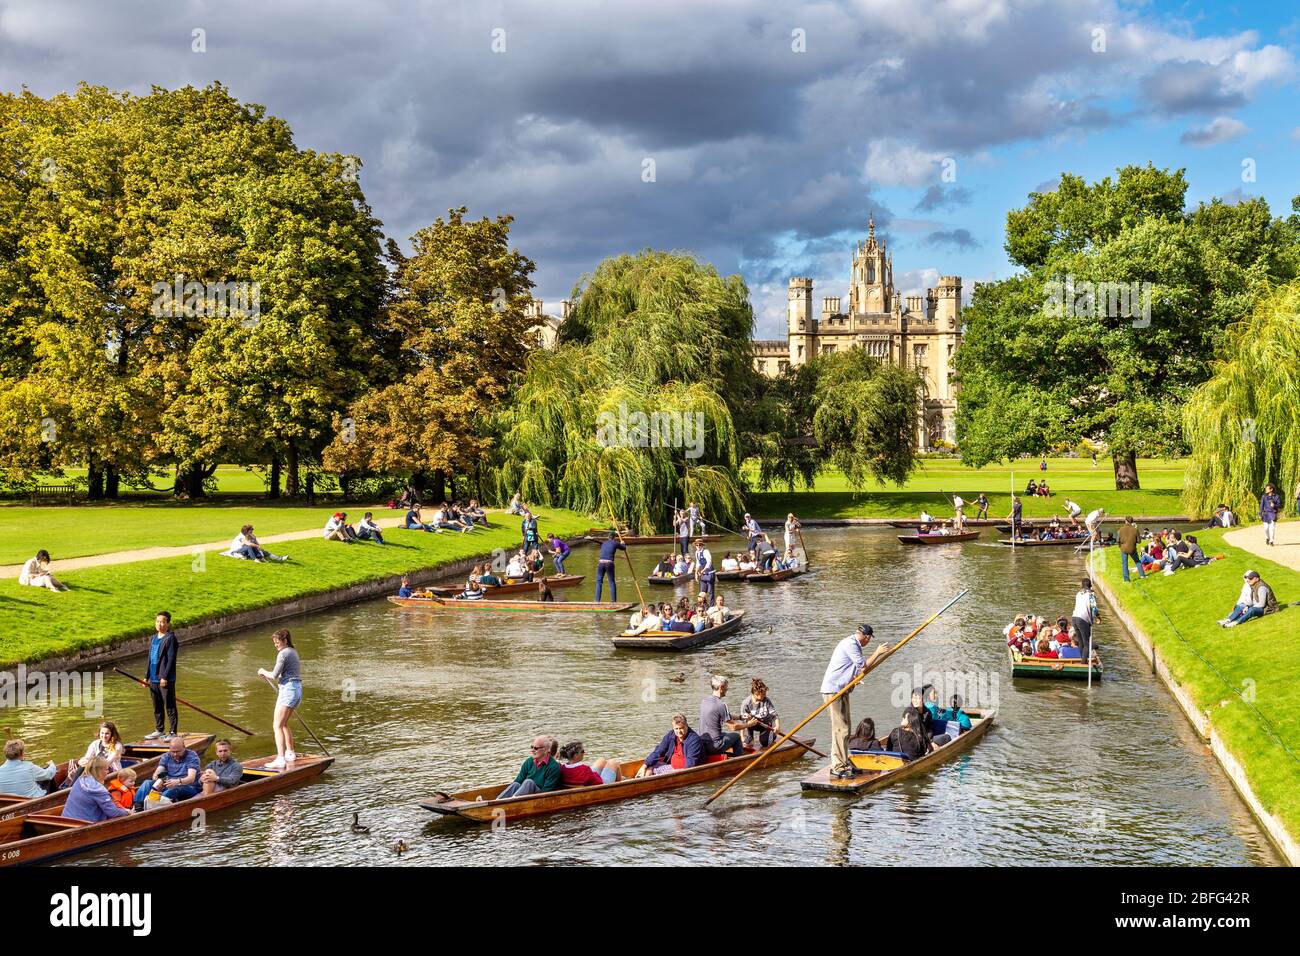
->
<box><xmin>12</xmin><ymin>528</ymin><xmax>1279</xmax><ymax>866</ymax></box>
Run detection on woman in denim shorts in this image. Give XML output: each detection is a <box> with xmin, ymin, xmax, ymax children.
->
<box><xmin>257</xmin><ymin>629</ymin><xmax>302</xmax><ymax>770</ymax></box>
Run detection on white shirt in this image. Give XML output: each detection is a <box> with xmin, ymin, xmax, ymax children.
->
<box><xmin>919</xmin><ymin>511</ymin><xmax>933</xmax><ymax>522</ymax></box>
<box><xmin>359</xmin><ymin>516</ymin><xmax>381</xmax><ymax>533</ymax></box>
<box><xmin>1220</xmin><ymin>511</ymin><xmax>1233</xmax><ymax>527</ymax></box>
<box><xmin>1072</xmin><ymin>590</ymin><xmax>1095</xmax><ymax>622</ymax></box>
<box><xmin>694</xmin><ymin>548</ymin><xmax>712</xmax><ymax>570</ymax></box>
<box><xmin>505</xmin><ymin>559</ymin><xmax>526</xmax><ymax>578</ymax></box>
<box><xmin>1237</xmin><ymin>581</ymin><xmax>1253</xmax><ymax>604</ymax></box>
<box><xmin>1085</xmin><ymin>509</ymin><xmax>1103</xmax><ymax>525</ymax></box>
<box><xmin>18</xmin><ymin>557</ymin><xmax>46</xmax><ymax>585</ymax></box>
<box><xmin>721</xmin><ymin>557</ymin><xmax>739</xmax><ymax>571</ymax></box>
<box><xmin>323</xmin><ymin>516</ymin><xmax>342</xmax><ymax>537</ymax></box>
<box><xmin>820</xmin><ymin>636</ymin><xmax>867</xmax><ymax>694</ymax></box>
<box><xmin>1065</xmin><ymin>500</ymin><xmax>1081</xmax><ymax>515</ymax></box>
<box><xmin>952</xmin><ymin>496</ymin><xmax>964</xmax><ymax>509</ymax></box>
<box><xmin>630</xmin><ymin>613</ymin><xmax>662</xmax><ymax>634</ymax></box>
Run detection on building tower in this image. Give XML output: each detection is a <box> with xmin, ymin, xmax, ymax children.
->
<box><xmin>848</xmin><ymin>215</ymin><xmax>893</xmax><ymax>314</ymax></box>
<box><xmin>787</xmin><ymin>276</ymin><xmax>814</xmax><ymax>366</ymax></box>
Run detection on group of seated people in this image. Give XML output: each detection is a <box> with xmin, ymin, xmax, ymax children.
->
<box><xmin>1025</xmin><ymin>479</ymin><xmax>1052</xmax><ymax>497</ymax></box>
<box><xmin>0</xmin><ymin>723</ymin><xmax>245</xmax><ymax>824</ymax></box>
<box><xmin>1015</xmin><ymin>518</ymin><xmax>1114</xmax><ymax>544</ymax></box>
<box><xmin>627</xmin><ymin>594</ymin><xmax>734</xmax><ymax>633</ymax></box>
<box><xmin>636</xmin><ymin>676</ymin><xmax>782</xmax><ymax>776</ymax></box>
<box><xmin>1004</xmin><ymin>613</ymin><xmax>1090</xmax><ymax>660</ymax></box>
<box><xmin>849</xmin><ymin>687</ymin><xmax>973</xmax><ymax>762</ymax></box>
<box><xmin>717</xmin><ymin>544</ymin><xmax>802</xmax><ymax>573</ymax></box>
<box><xmin>496</xmin><ymin>735</ymin><xmax>623</xmax><ymax>798</ymax></box>
<box><xmin>1139</xmin><ymin>529</ymin><xmax>1211</xmax><ymax>575</ymax></box>
<box><xmin>402</xmin><ymin>501</ymin><xmax>486</xmax><ymax>534</ymax></box>
<box><xmin>323</xmin><ymin>511</ymin><xmax>387</xmax><ymax>544</ymax></box>
<box><xmin>917</xmin><ymin>516</ymin><xmax>966</xmax><ymax>535</ymax></box>
<box><xmin>651</xmin><ymin>553</ymin><xmax>696</xmax><ymax>578</ymax></box>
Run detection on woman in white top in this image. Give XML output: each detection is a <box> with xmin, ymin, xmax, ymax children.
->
<box><xmin>720</xmin><ymin>552</ymin><xmax>740</xmax><ymax>572</ymax></box>
<box><xmin>783</xmin><ymin>513</ymin><xmax>801</xmax><ymax>552</ymax></box>
<box><xmin>65</xmin><ymin>720</ymin><xmax>125</xmax><ymax>784</ymax></box>
<box><xmin>505</xmin><ymin>553</ymin><xmax>528</xmax><ymax>579</ymax></box>
<box><xmin>19</xmin><ymin>550</ymin><xmax>67</xmax><ymax>591</ymax></box>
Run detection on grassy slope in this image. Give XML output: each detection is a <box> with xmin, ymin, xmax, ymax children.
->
<box><xmin>0</xmin><ymin>503</ymin><xmax>393</xmax><ymax>565</ymax></box>
<box><xmin>1093</xmin><ymin>523</ymin><xmax>1300</xmax><ymax>842</ymax></box>
<box><xmin>0</xmin><ymin>510</ymin><xmax>592</xmax><ymax>666</ymax></box>
<box><xmin>746</xmin><ymin>457</ymin><xmax>1187</xmax><ymax>519</ymax></box>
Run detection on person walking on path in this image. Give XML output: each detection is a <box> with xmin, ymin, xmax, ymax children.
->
<box><xmin>257</xmin><ymin>629</ymin><xmax>302</xmax><ymax>769</ymax></box>
<box><xmin>819</xmin><ymin>625</ymin><xmax>890</xmax><ymax>779</ymax></box>
<box><xmin>145</xmin><ymin>612</ymin><xmax>179</xmax><ymax>740</ymax></box>
<box><xmin>1260</xmin><ymin>483</ymin><xmax>1282</xmax><ymax>546</ymax></box>
<box><xmin>1071</xmin><ymin>578</ymin><xmax>1100</xmax><ymax>662</ymax></box>
<box><xmin>594</xmin><ymin>532</ymin><xmax>625</xmax><ymax>603</ymax></box>
<box><xmin>1117</xmin><ymin>516</ymin><xmax>1144</xmax><ymax>582</ymax></box>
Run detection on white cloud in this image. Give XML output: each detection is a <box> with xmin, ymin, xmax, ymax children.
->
<box><xmin>864</xmin><ymin>140</ymin><xmax>949</xmax><ymax>188</ymax></box>
<box><xmin>1179</xmin><ymin>116</ymin><xmax>1248</xmax><ymax>147</ymax></box>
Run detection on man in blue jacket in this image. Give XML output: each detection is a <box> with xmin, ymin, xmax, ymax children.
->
<box><xmin>637</xmin><ymin>714</ymin><xmax>702</xmax><ymax>776</ymax></box>
<box><xmin>595</xmin><ymin>532</ymin><xmax>626</xmax><ymax>602</ymax></box>
<box><xmin>145</xmin><ymin>611</ymin><xmax>179</xmax><ymax>740</ymax></box>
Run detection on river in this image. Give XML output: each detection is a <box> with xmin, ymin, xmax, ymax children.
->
<box><xmin>11</xmin><ymin>527</ymin><xmax>1278</xmax><ymax>865</ymax></box>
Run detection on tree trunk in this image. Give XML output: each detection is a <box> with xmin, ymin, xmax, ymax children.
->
<box><xmin>269</xmin><ymin>458</ymin><xmax>281</xmax><ymax>499</ymax></box>
<box><xmin>339</xmin><ymin>472</ymin><xmax>351</xmax><ymax>500</ymax></box>
<box><xmin>1112</xmin><ymin>450</ymin><xmax>1141</xmax><ymax>490</ymax></box>
<box><xmin>87</xmin><ymin>458</ymin><xmax>104</xmax><ymax>500</ymax></box>
<box><xmin>305</xmin><ymin>472</ymin><xmax>316</xmax><ymax>505</ymax></box>
<box><xmin>184</xmin><ymin>464</ymin><xmax>207</xmax><ymax>499</ymax></box>
<box><xmin>105</xmin><ymin>465</ymin><xmax>120</xmax><ymax>499</ymax></box>
<box><xmin>430</xmin><ymin>469</ymin><xmax>447</xmax><ymax>504</ymax></box>
<box><xmin>286</xmin><ymin>443</ymin><xmax>300</xmax><ymax>498</ymax></box>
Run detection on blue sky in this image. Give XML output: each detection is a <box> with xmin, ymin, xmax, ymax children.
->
<box><xmin>1</xmin><ymin>0</ymin><xmax>1296</xmax><ymax>337</ymax></box>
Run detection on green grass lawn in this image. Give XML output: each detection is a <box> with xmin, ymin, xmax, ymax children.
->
<box><xmin>0</xmin><ymin>503</ymin><xmax>394</xmax><ymax>565</ymax></box>
<box><xmin>746</xmin><ymin>457</ymin><xmax>1188</xmax><ymax>520</ymax></box>
<box><xmin>0</xmin><ymin>509</ymin><xmax>592</xmax><ymax>666</ymax></box>
<box><xmin>21</xmin><ymin>464</ymin><xmax>274</xmax><ymax>496</ymax></box>
<box><xmin>1093</xmin><ymin>523</ymin><xmax>1300</xmax><ymax>845</ymax></box>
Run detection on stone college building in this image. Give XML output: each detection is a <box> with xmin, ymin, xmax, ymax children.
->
<box><xmin>753</xmin><ymin>218</ymin><xmax>962</xmax><ymax>450</ymax></box>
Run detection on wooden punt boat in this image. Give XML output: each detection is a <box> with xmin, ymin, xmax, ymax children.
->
<box><xmin>744</xmin><ymin>567</ymin><xmax>803</xmax><ymax>582</ymax></box>
<box><xmin>1008</xmin><ymin>646</ymin><xmax>1102</xmax><ymax>680</ymax></box>
<box><xmin>714</xmin><ymin>569</ymin><xmax>752</xmax><ymax>581</ymax></box>
<box><xmin>584</xmin><ymin>531</ymin><xmax>722</xmax><ymax>546</ymax></box>
<box><xmin>612</xmin><ymin>610</ymin><xmax>746</xmax><ymax>651</ymax></box>
<box><xmin>0</xmin><ymin>733</ymin><xmax>216</xmax><ymax>822</ymax></box>
<box><xmin>896</xmin><ymin>530</ymin><xmax>981</xmax><ymax>544</ymax></box>
<box><xmin>889</xmin><ymin>519</ymin><xmax>1000</xmax><ymax>529</ymax></box>
<box><xmin>996</xmin><ymin>536</ymin><xmax>1089</xmax><ymax>547</ymax></box>
<box><xmin>424</xmin><ymin>573</ymin><xmax>584</xmax><ymax>598</ymax></box>
<box><xmin>0</xmin><ymin>753</ymin><xmax>332</xmax><ymax>867</ymax></box>
<box><xmin>800</xmin><ymin>708</ymin><xmax>995</xmax><ymax>793</ymax></box>
<box><xmin>387</xmin><ymin>595</ymin><xmax>635</xmax><ymax>613</ymax></box>
<box><xmin>419</xmin><ymin>733</ymin><xmax>814</xmax><ymax>823</ymax></box>
<box><xmin>647</xmin><ymin>572</ymin><xmax>691</xmax><ymax>586</ymax></box>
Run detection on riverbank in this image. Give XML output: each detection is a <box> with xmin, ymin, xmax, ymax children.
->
<box><xmin>1090</xmin><ymin>523</ymin><xmax>1300</xmax><ymax>865</ymax></box>
<box><xmin>0</xmin><ymin>510</ymin><xmax>592</xmax><ymax>668</ymax></box>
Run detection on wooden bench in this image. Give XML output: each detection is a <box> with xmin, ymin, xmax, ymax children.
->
<box><xmin>29</xmin><ymin>483</ymin><xmax>77</xmax><ymax>504</ymax></box>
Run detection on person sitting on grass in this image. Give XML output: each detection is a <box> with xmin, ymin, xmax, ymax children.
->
<box><xmin>507</xmin><ymin>493</ymin><xmax>524</xmax><ymax>515</ymax></box>
<box><xmin>200</xmin><ymin>739</ymin><xmax>244</xmax><ymax>795</ymax></box>
<box><xmin>324</xmin><ymin>512</ymin><xmax>359</xmax><ymax>542</ymax></box>
<box><xmin>18</xmin><ymin>550</ymin><xmax>68</xmax><ymax>591</ymax></box>
<box><xmin>225</xmin><ymin>525</ymin><xmax>286</xmax><ymax>562</ymax></box>
<box><xmin>1219</xmin><ymin>570</ymin><xmax>1279</xmax><ymax>628</ymax></box>
<box><xmin>465</xmin><ymin>499</ymin><xmax>489</xmax><ymax>526</ymax></box>
<box><xmin>356</xmin><ymin>512</ymin><xmax>385</xmax><ymax>544</ymax></box>
<box><xmin>403</xmin><ymin>505</ymin><xmax>435</xmax><ymax>532</ymax></box>
<box><xmin>431</xmin><ymin>504</ymin><xmax>468</xmax><ymax>533</ymax></box>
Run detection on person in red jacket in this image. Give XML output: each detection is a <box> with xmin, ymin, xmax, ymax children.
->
<box><xmin>557</xmin><ymin>741</ymin><xmax>620</xmax><ymax>786</ymax></box>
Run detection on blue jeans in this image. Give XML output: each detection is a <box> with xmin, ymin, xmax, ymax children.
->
<box><xmin>134</xmin><ymin>780</ymin><xmax>200</xmax><ymax>809</ymax></box>
<box><xmin>1227</xmin><ymin>603</ymin><xmax>1264</xmax><ymax>625</ymax></box>
<box><xmin>1121</xmin><ymin>551</ymin><xmax>1145</xmax><ymax>581</ymax></box>
<box><xmin>497</xmin><ymin>779</ymin><xmax>540</xmax><ymax>799</ymax></box>
<box><xmin>552</xmin><ymin>554</ymin><xmax>566</xmax><ymax>575</ymax></box>
<box><xmin>595</xmin><ymin>562</ymin><xmax>617</xmax><ymax>602</ymax></box>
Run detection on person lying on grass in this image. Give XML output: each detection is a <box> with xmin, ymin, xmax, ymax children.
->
<box><xmin>18</xmin><ymin>549</ymin><xmax>68</xmax><ymax>591</ymax></box>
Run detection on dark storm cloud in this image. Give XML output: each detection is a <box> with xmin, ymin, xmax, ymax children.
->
<box><xmin>0</xmin><ymin>0</ymin><xmax>1290</xmax><ymax>336</ymax></box>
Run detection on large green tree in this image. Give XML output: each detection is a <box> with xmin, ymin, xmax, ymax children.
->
<box><xmin>493</xmin><ymin>250</ymin><xmax>757</xmax><ymax>531</ymax></box>
<box><xmin>957</xmin><ymin>164</ymin><xmax>1299</xmax><ymax>489</ymax></box>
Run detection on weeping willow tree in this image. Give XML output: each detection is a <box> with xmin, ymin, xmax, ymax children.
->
<box><xmin>491</xmin><ymin>251</ymin><xmax>756</xmax><ymax>531</ymax></box>
<box><xmin>1183</xmin><ymin>281</ymin><xmax>1300</xmax><ymax>517</ymax></box>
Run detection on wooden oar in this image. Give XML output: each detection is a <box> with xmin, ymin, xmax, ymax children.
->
<box><xmin>747</xmin><ymin>718</ymin><xmax>825</xmax><ymax>758</ymax></box>
<box><xmin>112</xmin><ymin>667</ymin><xmax>255</xmax><ymax>736</ymax></box>
<box><xmin>703</xmin><ymin>588</ymin><xmax>969</xmax><ymax>807</ymax></box>
<box><xmin>607</xmin><ymin>506</ymin><xmax>647</xmax><ymax>609</ymax></box>
<box><xmin>259</xmin><ymin>675</ymin><xmax>331</xmax><ymax>756</ymax></box>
